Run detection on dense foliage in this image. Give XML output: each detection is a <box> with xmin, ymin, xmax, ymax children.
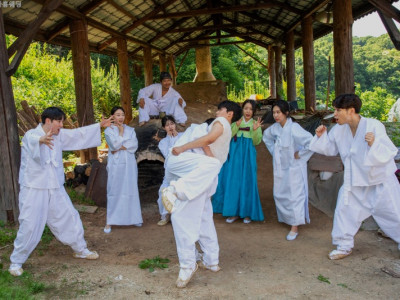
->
<box><xmin>7</xmin><ymin>33</ymin><xmax>399</xmax><ymax>122</ymax></box>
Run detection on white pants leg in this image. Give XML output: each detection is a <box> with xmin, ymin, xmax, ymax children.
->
<box><xmin>159</xmin><ymin>97</ymin><xmax>187</xmax><ymax>124</ymax></box>
<box><xmin>332</xmin><ymin>175</ymin><xmax>400</xmax><ymax>250</ymax></box>
<box><xmin>198</xmin><ymin>181</ymin><xmax>219</xmax><ymax>266</ymax></box>
<box><xmin>46</xmin><ymin>188</ymin><xmax>87</xmax><ymax>253</ymax></box>
<box><xmin>10</xmin><ymin>187</ymin><xmax>49</xmax><ymax>264</ymax></box>
<box><xmin>166</xmin><ymin>152</ymin><xmax>221</xmax><ymax>201</ymax></box>
<box><xmin>171</xmin><ymin>185</ymin><xmax>219</xmax><ymax>269</ymax></box>
<box><xmin>138</xmin><ymin>98</ymin><xmax>160</xmax><ymax>122</ymax></box>
<box><xmin>157</xmin><ymin>177</ymin><xmax>169</xmax><ymax>219</ymax></box>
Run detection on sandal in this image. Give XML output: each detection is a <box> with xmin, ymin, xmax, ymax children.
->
<box><xmin>176</xmin><ymin>263</ymin><xmax>198</xmax><ymax>288</ymax></box>
<box><xmin>73</xmin><ymin>249</ymin><xmax>99</xmax><ymax>260</ymax></box>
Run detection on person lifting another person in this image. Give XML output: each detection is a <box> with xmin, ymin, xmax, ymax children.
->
<box><xmin>137</xmin><ymin>72</ymin><xmax>187</xmax><ymax>127</ymax></box>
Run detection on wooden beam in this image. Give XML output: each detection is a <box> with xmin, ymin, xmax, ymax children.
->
<box><xmin>285</xmin><ymin>31</ymin><xmax>296</xmax><ymax>101</ymax></box>
<box><xmin>46</xmin><ymin>0</ymin><xmax>106</xmax><ymax>41</ymax></box>
<box><xmin>378</xmin><ymin>10</ymin><xmax>400</xmax><ymax>50</ymax></box>
<box><xmin>274</xmin><ymin>45</ymin><xmax>283</xmax><ymax>99</ymax></box>
<box><xmin>150</xmin><ymin>2</ymin><xmax>302</xmax><ymax>20</ymax></box>
<box><xmin>368</xmin><ymin>0</ymin><xmax>400</xmax><ymax>24</ymax></box>
<box><xmin>31</xmin><ymin>0</ymin><xmax>164</xmax><ymax>53</ymax></box>
<box><xmin>7</xmin><ymin>0</ymin><xmax>64</xmax><ymax>76</ymax></box>
<box><xmin>234</xmin><ymin>45</ymin><xmax>268</xmax><ymax>69</ymax></box>
<box><xmin>302</xmin><ymin>16</ymin><xmax>316</xmax><ymax>112</ymax></box>
<box><xmin>98</xmin><ymin>0</ymin><xmax>179</xmax><ymax>51</ymax></box>
<box><xmin>117</xmin><ymin>38</ymin><xmax>133</xmax><ymax>123</ymax></box>
<box><xmin>143</xmin><ymin>47</ymin><xmax>153</xmax><ymax>86</ymax></box>
<box><xmin>69</xmin><ymin>18</ymin><xmax>97</xmax><ymax>160</ymax></box>
<box><xmin>221</xmin><ymin>16</ymin><xmax>276</xmax><ymax>40</ymax></box>
<box><xmin>159</xmin><ymin>53</ymin><xmax>167</xmax><ymax>72</ymax></box>
<box><xmin>268</xmin><ymin>45</ymin><xmax>276</xmax><ymax>98</ymax></box>
<box><xmin>0</xmin><ymin>10</ymin><xmax>20</xmax><ymax>222</ymax></box>
<box><xmin>169</xmin><ymin>55</ymin><xmax>177</xmax><ymax>86</ymax></box>
<box><xmin>333</xmin><ymin>0</ymin><xmax>354</xmax><ymax>96</ymax></box>
<box><xmin>178</xmin><ymin>32</ymin><xmax>263</xmax><ymax>43</ymax></box>
<box><xmin>176</xmin><ymin>50</ymin><xmax>189</xmax><ymax>75</ymax></box>
<box><xmin>223</xmin><ymin>28</ymin><xmax>269</xmax><ymax>49</ymax></box>
<box><xmin>174</xmin><ymin>40</ymin><xmax>250</xmax><ymax>56</ymax></box>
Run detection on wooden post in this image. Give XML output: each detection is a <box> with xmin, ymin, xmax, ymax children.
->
<box><xmin>69</xmin><ymin>18</ymin><xmax>97</xmax><ymax>161</ymax></box>
<box><xmin>194</xmin><ymin>41</ymin><xmax>216</xmax><ymax>82</ymax></box>
<box><xmin>117</xmin><ymin>38</ymin><xmax>132</xmax><ymax>123</ymax></box>
<box><xmin>274</xmin><ymin>45</ymin><xmax>283</xmax><ymax>99</ymax></box>
<box><xmin>159</xmin><ymin>54</ymin><xmax>167</xmax><ymax>72</ymax></box>
<box><xmin>143</xmin><ymin>46</ymin><xmax>153</xmax><ymax>86</ymax></box>
<box><xmin>302</xmin><ymin>16</ymin><xmax>316</xmax><ymax>112</ymax></box>
<box><xmin>333</xmin><ymin>0</ymin><xmax>354</xmax><ymax>96</ymax></box>
<box><xmin>0</xmin><ymin>11</ymin><xmax>20</xmax><ymax>222</ymax></box>
<box><xmin>268</xmin><ymin>45</ymin><xmax>276</xmax><ymax>98</ymax></box>
<box><xmin>169</xmin><ymin>55</ymin><xmax>177</xmax><ymax>86</ymax></box>
<box><xmin>286</xmin><ymin>31</ymin><xmax>296</xmax><ymax>102</ymax></box>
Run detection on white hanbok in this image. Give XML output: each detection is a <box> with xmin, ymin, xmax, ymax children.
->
<box><xmin>166</xmin><ymin>117</ymin><xmax>232</xmax><ymax>269</ymax></box>
<box><xmin>137</xmin><ymin>83</ymin><xmax>187</xmax><ymax>124</ymax></box>
<box><xmin>105</xmin><ymin>125</ymin><xmax>142</xmax><ymax>226</ymax></box>
<box><xmin>309</xmin><ymin>117</ymin><xmax>400</xmax><ymax>251</ymax></box>
<box><xmin>263</xmin><ymin>118</ymin><xmax>313</xmax><ymax>226</ymax></box>
<box><xmin>157</xmin><ymin>132</ymin><xmax>183</xmax><ymax>219</ymax></box>
<box><xmin>11</xmin><ymin>124</ymin><xmax>101</xmax><ymax>265</ymax></box>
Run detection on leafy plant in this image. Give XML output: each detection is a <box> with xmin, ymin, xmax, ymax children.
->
<box><xmin>139</xmin><ymin>256</ymin><xmax>170</xmax><ymax>272</ymax></box>
<box><xmin>317</xmin><ymin>274</ymin><xmax>331</xmax><ymax>284</ymax></box>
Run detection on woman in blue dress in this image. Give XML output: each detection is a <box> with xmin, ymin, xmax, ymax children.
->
<box><xmin>212</xmin><ymin>99</ymin><xmax>264</xmax><ymax>223</ymax></box>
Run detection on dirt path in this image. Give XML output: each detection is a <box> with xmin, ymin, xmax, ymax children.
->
<box><xmin>21</xmin><ymin>145</ymin><xmax>400</xmax><ymax>299</ymax></box>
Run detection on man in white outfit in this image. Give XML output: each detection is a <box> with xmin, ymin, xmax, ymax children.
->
<box><xmin>310</xmin><ymin>94</ymin><xmax>400</xmax><ymax>261</ymax></box>
<box><xmin>9</xmin><ymin>107</ymin><xmax>112</xmax><ymax>276</ymax></box>
<box><xmin>162</xmin><ymin>100</ymin><xmax>242</xmax><ymax>288</ymax></box>
<box><xmin>137</xmin><ymin>72</ymin><xmax>187</xmax><ymax>126</ymax></box>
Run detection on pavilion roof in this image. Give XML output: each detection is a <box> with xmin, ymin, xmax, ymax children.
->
<box><xmin>2</xmin><ymin>0</ymin><xmax>397</xmax><ymax>60</ymax></box>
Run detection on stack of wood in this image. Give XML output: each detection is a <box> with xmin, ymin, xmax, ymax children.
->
<box><xmin>16</xmin><ymin>100</ymin><xmax>78</xmax><ymax>135</ymax></box>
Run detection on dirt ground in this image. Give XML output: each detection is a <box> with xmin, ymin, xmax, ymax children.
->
<box><xmin>10</xmin><ymin>144</ymin><xmax>399</xmax><ymax>300</ymax></box>
<box><xmin>4</xmin><ymin>101</ymin><xmax>400</xmax><ymax>299</ymax></box>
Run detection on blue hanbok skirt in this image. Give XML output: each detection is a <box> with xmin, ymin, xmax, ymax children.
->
<box><xmin>212</xmin><ymin>136</ymin><xmax>264</xmax><ymax>221</ymax></box>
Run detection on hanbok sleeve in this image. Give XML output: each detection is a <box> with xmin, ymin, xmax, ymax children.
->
<box><xmin>262</xmin><ymin>126</ymin><xmax>275</xmax><ymax>155</ymax></box>
<box><xmin>104</xmin><ymin>127</ymin><xmax>123</xmax><ymax>151</ymax></box>
<box><xmin>60</xmin><ymin>123</ymin><xmax>101</xmax><ymax>151</ymax></box>
<box><xmin>158</xmin><ymin>138</ymin><xmax>169</xmax><ymax>158</ymax></box>
<box><xmin>365</xmin><ymin>122</ymin><xmax>398</xmax><ymax>166</ymax></box>
<box><xmin>292</xmin><ymin>124</ymin><xmax>313</xmax><ymax>160</ymax></box>
<box><xmin>251</xmin><ymin>126</ymin><xmax>262</xmax><ymax>146</ymax></box>
<box><xmin>175</xmin><ymin>90</ymin><xmax>186</xmax><ymax>108</ymax></box>
<box><xmin>22</xmin><ymin>131</ymin><xmax>42</xmax><ymax>164</ymax></box>
<box><xmin>137</xmin><ymin>84</ymin><xmax>155</xmax><ymax>102</ymax></box>
<box><xmin>123</xmin><ymin>127</ymin><xmax>138</xmax><ymax>154</ymax></box>
<box><xmin>231</xmin><ymin>122</ymin><xmax>239</xmax><ymax>137</ymax></box>
<box><xmin>309</xmin><ymin>126</ymin><xmax>339</xmax><ymax>156</ymax></box>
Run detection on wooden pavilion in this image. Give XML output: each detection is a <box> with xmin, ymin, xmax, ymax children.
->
<box><xmin>1</xmin><ymin>0</ymin><xmax>400</xmax><ymax>222</ymax></box>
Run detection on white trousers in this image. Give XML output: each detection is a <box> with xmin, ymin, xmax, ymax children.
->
<box><xmin>171</xmin><ymin>181</ymin><xmax>219</xmax><ymax>269</ymax></box>
<box><xmin>332</xmin><ymin>174</ymin><xmax>400</xmax><ymax>251</ymax></box>
<box><xmin>138</xmin><ymin>97</ymin><xmax>187</xmax><ymax>124</ymax></box>
<box><xmin>157</xmin><ymin>176</ymin><xmax>170</xmax><ymax>219</ymax></box>
<box><xmin>10</xmin><ymin>186</ymin><xmax>87</xmax><ymax>265</ymax></box>
<box><xmin>165</xmin><ymin>152</ymin><xmax>222</xmax><ymax>201</ymax></box>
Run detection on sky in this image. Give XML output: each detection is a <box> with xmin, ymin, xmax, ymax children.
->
<box><xmin>352</xmin><ymin>2</ymin><xmax>400</xmax><ymax>37</ymax></box>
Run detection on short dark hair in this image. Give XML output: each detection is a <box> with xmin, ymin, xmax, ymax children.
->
<box><xmin>110</xmin><ymin>106</ymin><xmax>125</xmax><ymax>115</ymax></box>
<box><xmin>160</xmin><ymin>72</ymin><xmax>172</xmax><ymax>81</ymax></box>
<box><xmin>41</xmin><ymin>107</ymin><xmax>66</xmax><ymax>124</ymax></box>
<box><xmin>218</xmin><ymin>100</ymin><xmax>242</xmax><ymax>123</ymax></box>
<box><xmin>204</xmin><ymin>118</ymin><xmax>215</xmax><ymax>125</ymax></box>
<box><xmin>272</xmin><ymin>100</ymin><xmax>290</xmax><ymax>117</ymax></box>
<box><xmin>161</xmin><ymin>115</ymin><xmax>176</xmax><ymax>127</ymax></box>
<box><xmin>332</xmin><ymin>94</ymin><xmax>362</xmax><ymax>113</ymax></box>
<box><xmin>242</xmin><ymin>99</ymin><xmax>257</xmax><ymax>117</ymax></box>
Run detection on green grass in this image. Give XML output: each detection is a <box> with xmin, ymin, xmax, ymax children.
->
<box><xmin>65</xmin><ymin>187</ymin><xmax>95</xmax><ymax>206</ymax></box>
<box><xmin>317</xmin><ymin>274</ymin><xmax>331</xmax><ymax>284</ymax></box>
<box><xmin>139</xmin><ymin>256</ymin><xmax>170</xmax><ymax>272</ymax></box>
<box><xmin>0</xmin><ymin>266</ymin><xmax>50</xmax><ymax>299</ymax></box>
<box><xmin>0</xmin><ymin>221</ymin><xmax>17</xmax><ymax>247</ymax></box>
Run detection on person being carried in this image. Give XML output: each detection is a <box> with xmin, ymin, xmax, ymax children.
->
<box><xmin>104</xmin><ymin>106</ymin><xmax>142</xmax><ymax>234</ymax></box>
<box><xmin>162</xmin><ymin>100</ymin><xmax>242</xmax><ymax>288</ymax></box>
<box><xmin>9</xmin><ymin>107</ymin><xmax>112</xmax><ymax>277</ymax></box>
<box><xmin>310</xmin><ymin>94</ymin><xmax>400</xmax><ymax>260</ymax></box>
<box><xmin>137</xmin><ymin>72</ymin><xmax>187</xmax><ymax>127</ymax></box>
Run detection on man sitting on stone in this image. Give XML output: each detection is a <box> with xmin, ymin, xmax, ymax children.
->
<box><xmin>137</xmin><ymin>72</ymin><xmax>187</xmax><ymax>127</ymax></box>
